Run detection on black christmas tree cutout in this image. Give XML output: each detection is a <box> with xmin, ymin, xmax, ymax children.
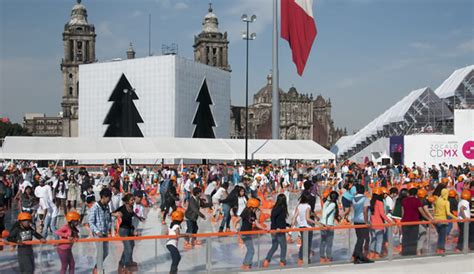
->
<box><xmin>192</xmin><ymin>78</ymin><xmax>216</xmax><ymax>138</ymax></box>
<box><xmin>103</xmin><ymin>73</ymin><xmax>144</xmax><ymax>137</ymax></box>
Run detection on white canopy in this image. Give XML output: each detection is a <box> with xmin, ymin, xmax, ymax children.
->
<box><xmin>0</xmin><ymin>137</ymin><xmax>334</xmax><ymax>161</ymax></box>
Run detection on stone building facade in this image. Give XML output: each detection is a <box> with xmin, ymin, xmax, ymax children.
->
<box><xmin>230</xmin><ymin>75</ymin><xmax>346</xmax><ymax>148</ymax></box>
<box><xmin>61</xmin><ymin>0</ymin><xmax>96</xmax><ymax>137</ymax></box>
<box><xmin>193</xmin><ymin>4</ymin><xmax>230</xmax><ymax>72</ymax></box>
<box><xmin>23</xmin><ymin>113</ymin><xmax>63</xmax><ymax>137</ymax></box>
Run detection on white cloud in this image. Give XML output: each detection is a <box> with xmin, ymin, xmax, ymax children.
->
<box><xmin>456</xmin><ymin>38</ymin><xmax>474</xmax><ymax>53</ymax></box>
<box><xmin>130</xmin><ymin>10</ymin><xmax>143</xmax><ymax>18</ymax></box>
<box><xmin>410</xmin><ymin>42</ymin><xmax>433</xmax><ymax>50</ymax></box>
<box><xmin>174</xmin><ymin>2</ymin><xmax>188</xmax><ymax>10</ymax></box>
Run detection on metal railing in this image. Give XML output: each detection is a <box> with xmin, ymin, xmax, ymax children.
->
<box><xmin>0</xmin><ymin>218</ymin><xmax>472</xmax><ymax>273</ymax></box>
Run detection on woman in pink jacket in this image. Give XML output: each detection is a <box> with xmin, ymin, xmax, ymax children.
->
<box><xmin>368</xmin><ymin>187</ymin><xmax>394</xmax><ymax>259</ymax></box>
<box><xmin>55</xmin><ymin>211</ymin><xmax>80</xmax><ymax>274</ymax></box>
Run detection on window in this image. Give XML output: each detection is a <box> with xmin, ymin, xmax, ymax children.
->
<box><xmin>69</xmin><ymin>73</ymin><xmax>73</xmax><ymax>79</ymax></box>
<box><xmin>69</xmin><ymin>87</ymin><xmax>73</xmax><ymax>96</ymax></box>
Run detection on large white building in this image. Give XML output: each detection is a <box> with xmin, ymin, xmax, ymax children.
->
<box><xmin>78</xmin><ymin>55</ymin><xmax>230</xmax><ymax>139</ymax></box>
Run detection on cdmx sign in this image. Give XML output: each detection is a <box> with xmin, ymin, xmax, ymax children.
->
<box><xmin>430</xmin><ymin>140</ymin><xmax>474</xmax><ymax>160</ymax></box>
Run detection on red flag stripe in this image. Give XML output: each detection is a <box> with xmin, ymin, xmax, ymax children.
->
<box><xmin>281</xmin><ymin>0</ymin><xmax>317</xmax><ymax>76</ymax></box>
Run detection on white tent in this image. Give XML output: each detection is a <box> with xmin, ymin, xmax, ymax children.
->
<box><xmin>0</xmin><ymin>137</ymin><xmax>334</xmax><ymax>161</ymax></box>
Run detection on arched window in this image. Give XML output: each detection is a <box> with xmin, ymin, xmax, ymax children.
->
<box><xmin>69</xmin><ymin>87</ymin><xmax>73</xmax><ymax>96</ymax></box>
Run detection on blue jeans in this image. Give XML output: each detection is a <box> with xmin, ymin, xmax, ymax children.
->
<box><xmin>242</xmin><ymin>235</ymin><xmax>255</xmax><ymax>266</ymax></box>
<box><xmin>119</xmin><ymin>228</ymin><xmax>135</xmax><ymax>266</ymax></box>
<box><xmin>166</xmin><ymin>244</ymin><xmax>181</xmax><ymax>274</ymax></box>
<box><xmin>265</xmin><ymin>232</ymin><xmax>287</xmax><ymax>263</ymax></box>
<box><xmin>320</xmin><ymin>229</ymin><xmax>334</xmax><ymax>259</ymax></box>
<box><xmin>370</xmin><ymin>229</ymin><xmax>384</xmax><ymax>254</ymax></box>
<box><xmin>42</xmin><ymin>214</ymin><xmax>58</xmax><ymax>239</ymax></box>
<box><xmin>435</xmin><ymin>224</ymin><xmax>447</xmax><ymax>250</ymax></box>
<box><xmin>219</xmin><ymin>203</ymin><xmax>231</xmax><ymax>231</ymax></box>
<box><xmin>446</xmin><ymin>216</ymin><xmax>453</xmax><ymax>236</ymax></box>
<box><xmin>298</xmin><ymin>230</ymin><xmax>313</xmax><ymax>262</ymax></box>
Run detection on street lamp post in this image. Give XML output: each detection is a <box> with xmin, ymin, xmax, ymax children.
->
<box><xmin>241</xmin><ymin>14</ymin><xmax>256</xmax><ymax>170</ymax></box>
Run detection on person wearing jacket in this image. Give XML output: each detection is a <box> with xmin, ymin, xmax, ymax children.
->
<box><xmin>433</xmin><ymin>188</ymin><xmax>457</xmax><ymax>254</ymax></box>
<box><xmin>162</xmin><ymin>185</ymin><xmax>178</xmax><ymax>224</ymax></box>
<box><xmin>184</xmin><ymin>187</ymin><xmax>206</xmax><ymax>248</ymax></box>
<box><xmin>263</xmin><ymin>194</ymin><xmax>289</xmax><ymax>267</ymax></box>
<box><xmin>7</xmin><ymin>212</ymin><xmax>46</xmax><ymax>274</ymax></box>
<box><xmin>55</xmin><ymin>211</ymin><xmax>80</xmax><ymax>274</ymax></box>
<box><xmin>368</xmin><ymin>187</ymin><xmax>394</xmax><ymax>259</ymax></box>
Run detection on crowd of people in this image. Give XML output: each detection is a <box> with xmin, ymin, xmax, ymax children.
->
<box><xmin>0</xmin><ymin>160</ymin><xmax>473</xmax><ymax>273</ymax></box>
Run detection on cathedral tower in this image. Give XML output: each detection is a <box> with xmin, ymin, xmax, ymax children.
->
<box><xmin>61</xmin><ymin>0</ymin><xmax>96</xmax><ymax>137</ymax></box>
<box><xmin>193</xmin><ymin>3</ymin><xmax>231</xmax><ymax>72</ymax></box>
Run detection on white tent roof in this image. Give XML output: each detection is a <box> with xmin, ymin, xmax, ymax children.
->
<box><xmin>0</xmin><ymin>137</ymin><xmax>334</xmax><ymax>161</ymax></box>
<box><xmin>435</xmin><ymin>65</ymin><xmax>474</xmax><ymax>99</ymax></box>
<box><xmin>336</xmin><ymin>87</ymin><xmax>430</xmax><ymax>156</ymax></box>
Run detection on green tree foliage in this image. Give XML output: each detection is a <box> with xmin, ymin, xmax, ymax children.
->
<box><xmin>0</xmin><ymin>121</ymin><xmax>31</xmax><ymax>139</ymax></box>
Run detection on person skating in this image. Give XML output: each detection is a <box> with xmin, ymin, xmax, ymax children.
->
<box><xmin>184</xmin><ymin>187</ymin><xmax>206</xmax><ymax>248</ymax></box>
<box><xmin>263</xmin><ymin>194</ymin><xmax>289</xmax><ymax>267</ymax></box>
<box><xmin>6</xmin><ymin>212</ymin><xmax>46</xmax><ymax>274</ymax></box>
<box><xmin>112</xmin><ymin>193</ymin><xmax>144</xmax><ymax>273</ymax></box>
<box><xmin>240</xmin><ymin>198</ymin><xmax>267</xmax><ymax>270</ymax></box>
<box><xmin>55</xmin><ymin>211</ymin><xmax>80</xmax><ymax>274</ymax></box>
<box><xmin>368</xmin><ymin>187</ymin><xmax>394</xmax><ymax>259</ymax></box>
<box><xmin>166</xmin><ymin>210</ymin><xmax>187</xmax><ymax>274</ymax></box>
<box><xmin>455</xmin><ymin>190</ymin><xmax>471</xmax><ymax>252</ymax></box>
<box><xmin>89</xmin><ymin>188</ymin><xmax>112</xmax><ymax>274</ymax></box>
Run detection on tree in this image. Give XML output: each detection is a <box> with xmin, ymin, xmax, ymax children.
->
<box><xmin>0</xmin><ymin>121</ymin><xmax>31</xmax><ymax>139</ymax></box>
<box><xmin>192</xmin><ymin>79</ymin><xmax>216</xmax><ymax>138</ymax></box>
<box><xmin>103</xmin><ymin>73</ymin><xmax>144</xmax><ymax>137</ymax></box>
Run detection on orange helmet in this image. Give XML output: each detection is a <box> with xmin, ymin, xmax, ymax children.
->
<box><xmin>461</xmin><ymin>190</ymin><xmax>471</xmax><ymax>201</ymax></box>
<box><xmin>18</xmin><ymin>212</ymin><xmax>32</xmax><ymax>221</ymax></box>
<box><xmin>372</xmin><ymin>187</ymin><xmax>383</xmax><ymax>196</ymax></box>
<box><xmin>427</xmin><ymin>195</ymin><xmax>436</xmax><ymax>203</ymax></box>
<box><xmin>171</xmin><ymin>210</ymin><xmax>184</xmax><ymax>222</ymax></box>
<box><xmin>448</xmin><ymin>189</ymin><xmax>457</xmax><ymax>198</ymax></box>
<box><xmin>419</xmin><ymin>181</ymin><xmax>429</xmax><ymax>188</ymax></box>
<box><xmin>441</xmin><ymin>178</ymin><xmax>449</xmax><ymax>184</ymax></box>
<box><xmin>171</xmin><ymin>176</ymin><xmax>177</xmax><ymax>181</ymax></box>
<box><xmin>417</xmin><ymin>188</ymin><xmax>428</xmax><ymax>199</ymax></box>
<box><xmin>457</xmin><ymin>176</ymin><xmax>463</xmax><ymax>182</ymax></box>
<box><xmin>247</xmin><ymin>198</ymin><xmax>260</xmax><ymax>208</ymax></box>
<box><xmin>408</xmin><ymin>173</ymin><xmax>415</xmax><ymax>179</ymax></box>
<box><xmin>66</xmin><ymin>211</ymin><xmax>80</xmax><ymax>222</ymax></box>
<box><xmin>407</xmin><ymin>183</ymin><xmax>417</xmax><ymax>190</ymax></box>
<box><xmin>323</xmin><ymin>189</ymin><xmax>330</xmax><ymax>199</ymax></box>
<box><xmin>380</xmin><ymin>187</ymin><xmax>389</xmax><ymax>195</ymax></box>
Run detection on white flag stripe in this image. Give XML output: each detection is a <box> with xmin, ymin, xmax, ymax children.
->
<box><xmin>295</xmin><ymin>0</ymin><xmax>314</xmax><ymax>18</ymax></box>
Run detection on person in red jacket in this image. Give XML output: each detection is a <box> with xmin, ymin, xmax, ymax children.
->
<box><xmin>55</xmin><ymin>211</ymin><xmax>80</xmax><ymax>274</ymax></box>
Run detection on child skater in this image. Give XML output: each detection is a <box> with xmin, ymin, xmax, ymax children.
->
<box><xmin>55</xmin><ymin>211</ymin><xmax>80</xmax><ymax>274</ymax></box>
<box><xmin>166</xmin><ymin>210</ymin><xmax>187</xmax><ymax>274</ymax></box>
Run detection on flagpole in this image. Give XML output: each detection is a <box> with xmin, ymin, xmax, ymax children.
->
<box><xmin>272</xmin><ymin>0</ymin><xmax>280</xmax><ymax>140</ymax></box>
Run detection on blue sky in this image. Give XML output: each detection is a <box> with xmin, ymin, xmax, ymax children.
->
<box><xmin>0</xmin><ymin>0</ymin><xmax>473</xmax><ymax>132</ymax></box>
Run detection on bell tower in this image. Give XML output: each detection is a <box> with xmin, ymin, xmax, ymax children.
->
<box><xmin>61</xmin><ymin>0</ymin><xmax>96</xmax><ymax>137</ymax></box>
<box><xmin>193</xmin><ymin>3</ymin><xmax>231</xmax><ymax>72</ymax></box>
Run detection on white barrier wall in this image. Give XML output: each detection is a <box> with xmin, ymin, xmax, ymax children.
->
<box><xmin>348</xmin><ymin>137</ymin><xmax>390</xmax><ymax>163</ymax></box>
<box><xmin>78</xmin><ymin>55</ymin><xmax>230</xmax><ymax>138</ymax></box>
<box><xmin>404</xmin><ymin>109</ymin><xmax>474</xmax><ymax>165</ymax></box>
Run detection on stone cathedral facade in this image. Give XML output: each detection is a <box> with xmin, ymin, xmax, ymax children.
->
<box><xmin>230</xmin><ymin>75</ymin><xmax>346</xmax><ymax>148</ymax></box>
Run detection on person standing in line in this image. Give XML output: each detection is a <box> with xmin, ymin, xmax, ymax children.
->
<box><xmin>433</xmin><ymin>188</ymin><xmax>457</xmax><ymax>254</ymax></box>
<box><xmin>320</xmin><ymin>191</ymin><xmax>340</xmax><ymax>263</ymax></box>
<box><xmin>400</xmin><ymin>186</ymin><xmax>431</xmax><ymax>256</ymax></box>
<box><xmin>88</xmin><ymin>188</ymin><xmax>112</xmax><ymax>274</ymax></box>
<box><xmin>55</xmin><ymin>211</ymin><xmax>80</xmax><ymax>274</ymax></box>
<box><xmin>456</xmin><ymin>190</ymin><xmax>471</xmax><ymax>251</ymax></box>
<box><xmin>351</xmin><ymin>184</ymin><xmax>373</xmax><ymax>264</ymax></box>
<box><xmin>263</xmin><ymin>194</ymin><xmax>289</xmax><ymax>267</ymax></box>
<box><xmin>368</xmin><ymin>187</ymin><xmax>394</xmax><ymax>259</ymax></box>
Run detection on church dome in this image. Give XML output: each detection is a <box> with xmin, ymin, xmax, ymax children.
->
<box><xmin>202</xmin><ymin>4</ymin><xmax>219</xmax><ymax>33</ymax></box>
<box><xmin>69</xmin><ymin>0</ymin><xmax>88</xmax><ymax>26</ymax></box>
